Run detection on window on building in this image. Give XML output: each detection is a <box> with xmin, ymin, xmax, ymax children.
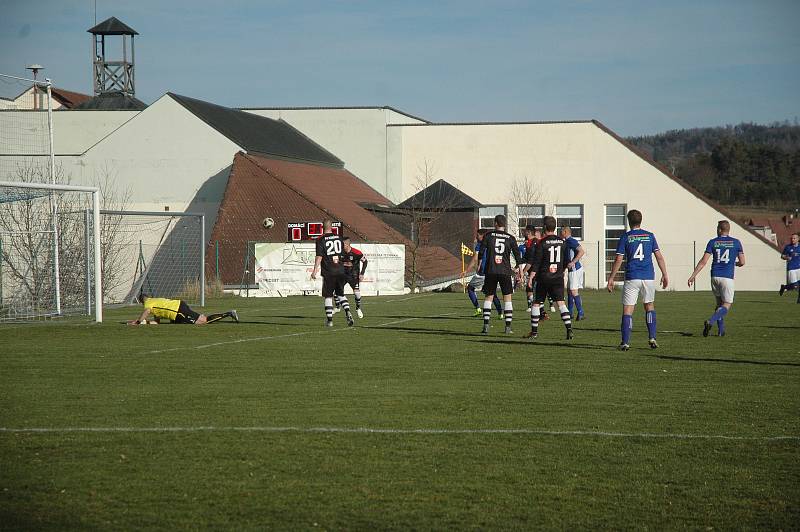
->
<box><xmin>605</xmin><ymin>204</ymin><xmax>627</xmax><ymax>283</ymax></box>
<box><xmin>516</xmin><ymin>204</ymin><xmax>545</xmax><ymax>238</ymax></box>
<box><xmin>555</xmin><ymin>204</ymin><xmax>583</xmax><ymax>239</ymax></box>
<box><xmin>479</xmin><ymin>205</ymin><xmax>507</xmax><ymax>229</ymax></box>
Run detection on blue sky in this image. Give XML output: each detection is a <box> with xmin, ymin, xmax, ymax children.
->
<box><xmin>1</xmin><ymin>0</ymin><xmax>798</xmax><ymax>136</ymax></box>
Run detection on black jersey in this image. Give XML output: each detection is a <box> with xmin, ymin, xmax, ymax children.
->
<box><xmin>315</xmin><ymin>232</ymin><xmax>345</xmax><ymax>276</ymax></box>
<box><xmin>529</xmin><ymin>234</ymin><xmax>569</xmax><ymax>283</ymax></box>
<box><xmin>478</xmin><ymin>230</ymin><xmax>522</xmax><ymax>276</ymax></box>
<box><xmin>342</xmin><ymin>247</ymin><xmax>367</xmax><ymax>277</ymax></box>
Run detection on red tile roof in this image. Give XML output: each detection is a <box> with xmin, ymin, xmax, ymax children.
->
<box><xmin>746</xmin><ymin>216</ymin><xmax>799</xmax><ymax>247</ymax></box>
<box><xmin>207</xmin><ymin>152</ymin><xmax>462</xmax><ymax>286</ymax></box>
<box><xmin>51</xmin><ymin>87</ymin><xmax>92</xmax><ymax>108</ymax></box>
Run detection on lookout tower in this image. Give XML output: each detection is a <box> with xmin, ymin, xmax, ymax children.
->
<box><xmin>88</xmin><ymin>16</ymin><xmax>138</xmax><ymax>97</ymax></box>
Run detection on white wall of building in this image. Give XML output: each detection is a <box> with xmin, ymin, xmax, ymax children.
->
<box><xmin>387</xmin><ymin>121</ymin><xmax>784</xmax><ymax>291</ymax></box>
<box><xmin>244</xmin><ymin>107</ymin><xmax>424</xmax><ymax>200</ymax></box>
<box><xmin>53</xmin><ymin>110</ymin><xmax>138</xmax><ymax>154</ymax></box>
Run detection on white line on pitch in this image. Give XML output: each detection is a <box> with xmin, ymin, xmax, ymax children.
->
<box><xmin>143</xmin><ymin>311</ymin><xmax>459</xmax><ymax>354</ymax></box>
<box><xmin>0</xmin><ymin>426</ymin><xmax>796</xmax><ymax>441</ymax></box>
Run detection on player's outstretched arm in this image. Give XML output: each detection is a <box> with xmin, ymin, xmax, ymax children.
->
<box><xmin>687</xmin><ymin>252</ymin><xmax>711</xmax><ymax>286</ymax></box>
<box><xmin>310</xmin><ymin>256</ymin><xmax>322</xmax><ymax>280</ymax></box>
<box><xmin>606</xmin><ymin>256</ymin><xmax>624</xmax><ymax>292</ymax></box>
<box><xmin>654</xmin><ymin>250</ymin><xmax>669</xmax><ymax>289</ymax></box>
<box><xmin>128</xmin><ymin>308</ymin><xmax>152</xmax><ymax>326</ymax></box>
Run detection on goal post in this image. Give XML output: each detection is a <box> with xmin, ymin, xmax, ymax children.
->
<box><xmin>0</xmin><ymin>181</ymin><xmax>103</xmax><ymax>322</ymax></box>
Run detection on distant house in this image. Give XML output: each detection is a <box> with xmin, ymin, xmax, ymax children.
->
<box><xmin>0</xmin><ymin>84</ymin><xmax>92</xmax><ymax>110</ymax></box>
<box><xmin>746</xmin><ymin>215</ymin><xmax>799</xmax><ymax>247</ymax></box>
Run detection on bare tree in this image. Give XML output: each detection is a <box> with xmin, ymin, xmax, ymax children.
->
<box><xmin>404</xmin><ymin>159</ymin><xmax>462</xmax><ymax>292</ymax></box>
<box><xmin>91</xmin><ymin>164</ymin><xmax>133</xmax><ymax>298</ymax></box>
<box><xmin>507</xmin><ymin>176</ymin><xmax>552</xmax><ymax>237</ymax></box>
<box><xmin>0</xmin><ymin>160</ymin><xmax>131</xmax><ymax>315</ymax></box>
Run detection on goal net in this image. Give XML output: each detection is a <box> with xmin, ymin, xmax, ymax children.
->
<box><xmin>0</xmin><ymin>181</ymin><xmax>102</xmax><ymax>322</ymax></box>
<box><xmin>102</xmin><ymin>211</ymin><xmax>206</xmax><ymax>308</ymax></box>
<box><xmin>0</xmin><ymin>73</ymin><xmax>54</xmax><ymax>185</ymax></box>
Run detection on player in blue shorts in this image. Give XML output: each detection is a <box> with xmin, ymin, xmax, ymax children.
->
<box><xmin>606</xmin><ymin>209</ymin><xmax>669</xmax><ymax>351</ymax></box>
<box><xmin>561</xmin><ymin>226</ymin><xmax>586</xmax><ymax>320</ymax></box>
<box><xmin>464</xmin><ymin>229</ymin><xmax>503</xmax><ymax>318</ymax></box>
<box><xmin>687</xmin><ymin>220</ymin><xmax>745</xmax><ymax>337</ymax></box>
<box><xmin>778</xmin><ymin>232</ymin><xmax>800</xmax><ymax>303</ymax></box>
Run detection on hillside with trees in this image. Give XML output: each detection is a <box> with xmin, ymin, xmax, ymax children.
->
<box><xmin>627</xmin><ymin>121</ymin><xmax>800</xmax><ymax>209</ymax></box>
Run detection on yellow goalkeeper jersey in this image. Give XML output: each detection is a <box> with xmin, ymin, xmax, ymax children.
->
<box><xmin>144</xmin><ymin>298</ymin><xmax>181</xmax><ymax>320</ymax></box>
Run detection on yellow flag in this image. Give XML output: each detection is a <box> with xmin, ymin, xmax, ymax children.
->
<box><xmin>461</xmin><ymin>243</ymin><xmax>475</xmax><ymax>256</ymax></box>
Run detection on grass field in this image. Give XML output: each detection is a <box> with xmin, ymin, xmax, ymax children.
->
<box><xmin>1</xmin><ymin>290</ymin><xmax>798</xmax><ymax>530</ymax></box>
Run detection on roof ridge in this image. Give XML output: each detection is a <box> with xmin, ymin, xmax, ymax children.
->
<box><xmin>389</xmin><ymin>119</ymin><xmax>594</xmax><ymax>127</ymax></box>
<box><xmin>590</xmin><ymin>119</ymin><xmax>781</xmax><ymax>251</ymax></box>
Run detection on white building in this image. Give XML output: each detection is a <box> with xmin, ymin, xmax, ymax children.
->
<box><xmin>0</xmin><ymin>98</ymin><xmax>786</xmax><ymax>291</ymax></box>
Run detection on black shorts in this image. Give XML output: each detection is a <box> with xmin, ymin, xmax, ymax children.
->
<box><xmin>344</xmin><ymin>273</ymin><xmax>360</xmax><ymax>290</ymax></box>
<box><xmin>483</xmin><ymin>273</ymin><xmax>514</xmax><ymax>297</ymax></box>
<box><xmin>322</xmin><ymin>273</ymin><xmax>346</xmax><ymax>298</ymax></box>
<box><xmin>534</xmin><ymin>280</ymin><xmax>564</xmax><ymax>305</ymax></box>
<box><xmin>174</xmin><ymin>301</ymin><xmax>201</xmax><ymax>324</ymax></box>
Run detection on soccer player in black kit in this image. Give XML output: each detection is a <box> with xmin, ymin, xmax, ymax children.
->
<box><xmin>526</xmin><ymin>215</ymin><xmax>573</xmax><ymax>340</ymax></box>
<box><xmin>342</xmin><ymin>237</ymin><xmax>368</xmax><ymax>318</ymax></box>
<box><xmin>311</xmin><ymin>220</ymin><xmax>354</xmax><ymax>327</ymax></box>
<box><xmin>477</xmin><ymin>214</ymin><xmax>523</xmax><ymax>335</ymax></box>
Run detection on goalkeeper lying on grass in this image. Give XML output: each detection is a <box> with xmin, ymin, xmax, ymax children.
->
<box><xmin>127</xmin><ymin>295</ymin><xmax>239</xmax><ymax>325</ymax></box>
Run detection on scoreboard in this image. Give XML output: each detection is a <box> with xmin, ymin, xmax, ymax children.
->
<box><xmin>287</xmin><ymin>221</ymin><xmax>342</xmax><ymax>242</ymax></box>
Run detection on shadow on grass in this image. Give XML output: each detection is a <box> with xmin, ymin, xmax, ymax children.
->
<box><xmin>646</xmin><ymin>353</ymin><xmax>800</xmax><ymax>367</ymax></box>
<box><xmin>367</xmin><ymin>325</ymin><xmax>486</xmax><ymax>337</ymax></box>
<box><xmin>466</xmin><ymin>338</ymin><xmax>609</xmax><ymax>350</ymax></box>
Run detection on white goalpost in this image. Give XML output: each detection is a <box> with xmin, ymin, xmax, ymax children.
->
<box><xmin>0</xmin><ymin>181</ymin><xmax>103</xmax><ymax>322</ymax></box>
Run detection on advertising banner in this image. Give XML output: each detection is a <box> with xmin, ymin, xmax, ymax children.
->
<box><xmin>253</xmin><ymin>242</ymin><xmax>405</xmax><ymax>297</ymax></box>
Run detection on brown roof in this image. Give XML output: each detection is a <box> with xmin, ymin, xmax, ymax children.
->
<box><xmin>746</xmin><ymin>216</ymin><xmax>799</xmax><ymax>246</ymax></box>
<box><xmin>51</xmin><ymin>87</ymin><xmax>92</xmax><ymax>108</ymax></box>
<box><xmin>207</xmin><ymin>152</ymin><xmax>461</xmax><ymax>286</ymax></box>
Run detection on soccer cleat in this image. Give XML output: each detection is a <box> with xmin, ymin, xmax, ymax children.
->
<box><xmin>648</xmin><ymin>338</ymin><xmax>659</xmax><ymax>349</ymax></box>
<box><xmin>473</xmin><ymin>307</ymin><xmax>482</xmax><ymax>317</ymax></box>
<box><xmin>618</xmin><ymin>343</ymin><xmax>630</xmax><ymax>351</ymax></box>
<box><xmin>325</xmin><ymin>320</ymin><xmax>334</xmax><ymax>328</ymax></box>
<box><xmin>230</xmin><ymin>310</ymin><xmax>239</xmax><ymax>323</ymax></box>
<box><xmin>702</xmin><ymin>320</ymin><xmax>712</xmax><ymax>338</ymax></box>
<box><xmin>541</xmin><ymin>312</ymin><xmax>550</xmax><ymax>321</ymax></box>
<box><xmin>356</xmin><ymin>308</ymin><xmax>364</xmax><ymax>319</ymax></box>
<box><xmin>576</xmin><ymin>313</ymin><xmax>585</xmax><ymax>321</ymax></box>
<box><xmin>333</xmin><ymin>306</ymin><xmax>341</xmax><ymax>314</ymax></box>
<box><xmin>346</xmin><ymin>313</ymin><xmax>354</xmax><ymax>327</ymax></box>
<box><xmin>566</xmin><ymin>328</ymin><xmax>574</xmax><ymax>340</ymax></box>
<box><xmin>497</xmin><ymin>313</ymin><xmax>504</xmax><ymax>321</ymax></box>
<box><xmin>525</xmin><ymin>331</ymin><xmax>538</xmax><ymax>340</ymax></box>
<box><xmin>779</xmin><ymin>285</ymin><xmax>786</xmax><ymax>296</ymax></box>
<box><xmin>718</xmin><ymin>330</ymin><xmax>726</xmax><ymax>337</ymax></box>
<box><xmin>504</xmin><ymin>325</ymin><xmax>513</xmax><ymax>334</ymax></box>
<box><xmin>550</xmin><ymin>305</ymin><xmax>556</xmax><ymax>313</ymax></box>
<box><xmin>481</xmin><ymin>323</ymin><xmax>490</xmax><ymax>335</ymax></box>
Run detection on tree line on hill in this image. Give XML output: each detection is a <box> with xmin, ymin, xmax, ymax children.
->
<box><xmin>627</xmin><ymin>121</ymin><xmax>800</xmax><ymax>209</ymax></box>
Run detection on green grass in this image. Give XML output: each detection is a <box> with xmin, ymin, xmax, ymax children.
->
<box><xmin>1</xmin><ymin>290</ymin><xmax>798</xmax><ymax>530</ymax></box>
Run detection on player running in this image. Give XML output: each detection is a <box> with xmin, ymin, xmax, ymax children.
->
<box><xmin>778</xmin><ymin>232</ymin><xmax>800</xmax><ymax>303</ymax></box>
<box><xmin>341</xmin><ymin>237</ymin><xmax>368</xmax><ymax>318</ymax></box>
<box><xmin>464</xmin><ymin>229</ymin><xmax>504</xmax><ymax>318</ymax></box>
<box><xmin>127</xmin><ymin>296</ymin><xmax>238</xmax><ymax>325</ymax></box>
<box><xmin>606</xmin><ymin>209</ymin><xmax>669</xmax><ymax>351</ymax></box>
<box><xmin>311</xmin><ymin>220</ymin><xmax>354</xmax><ymax>327</ymax></box>
<box><xmin>478</xmin><ymin>214</ymin><xmax>522</xmax><ymax>334</ymax></box>
<box><xmin>687</xmin><ymin>220</ymin><xmax>745</xmax><ymax>337</ymax></box>
<box><xmin>561</xmin><ymin>225</ymin><xmax>586</xmax><ymax>320</ymax></box>
<box><xmin>526</xmin><ymin>216</ymin><xmax>574</xmax><ymax>340</ymax></box>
